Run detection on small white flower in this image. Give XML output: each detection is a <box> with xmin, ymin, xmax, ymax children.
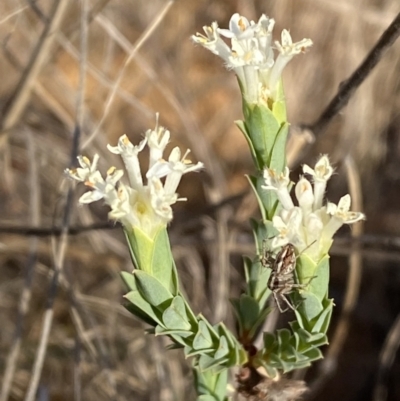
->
<box><xmin>78</xmin><ymin>166</ymin><xmax>123</xmax><ymax>205</ymax></box>
<box><xmin>295</xmin><ymin>176</ymin><xmax>314</xmax><ymax>215</ymax></box>
<box><xmin>145</xmin><ymin>121</ymin><xmax>170</xmax><ymax>169</ymax></box>
<box><xmin>192</xmin><ymin>13</ymin><xmax>312</xmax><ymax>104</ymax></box>
<box><xmin>192</xmin><ymin>22</ymin><xmax>231</xmax><ymax>60</ymax></box>
<box><xmin>149</xmin><ymin>177</ymin><xmax>175</xmax><ymax>220</ymax></box>
<box><xmin>271</xmin><ymin>208</ymin><xmax>304</xmax><ymax>250</ymax></box>
<box><xmin>303</xmin><ymin>155</ymin><xmax>333</xmax><ymax>182</ymax></box>
<box><xmin>107</xmin><ymin>135</ymin><xmax>146</xmax><ymax>190</ymax></box>
<box><xmin>326</xmin><ymin>195</ymin><xmax>358</xmax><ymax>222</ymax></box>
<box><xmin>65</xmin><ymin>117</ymin><xmax>204</xmax><ymax>238</ymax></box>
<box><xmin>65</xmin><ymin>154</ymin><xmax>100</xmax><ymax>183</ymax></box>
<box><xmin>262</xmin><ymin>167</ymin><xmax>293</xmax><ymax>210</ymax></box>
<box><xmin>148</xmin><ymin>148</ymin><xmax>204</xmax><ymax>197</ymax></box>
<box><xmin>303</xmin><ymin>155</ymin><xmax>334</xmax><ymax>210</ymax></box>
<box><xmin>218</xmin><ymin>13</ymin><xmax>255</xmax><ymax>41</ymax></box>
<box><xmin>323</xmin><ymin>195</ymin><xmax>365</xmax><ymax>239</ymax></box>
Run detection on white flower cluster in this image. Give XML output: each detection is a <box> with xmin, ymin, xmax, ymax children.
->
<box><xmin>263</xmin><ymin>156</ymin><xmax>365</xmax><ymax>262</ymax></box>
<box><xmin>66</xmin><ymin>122</ymin><xmax>203</xmax><ymax>238</ymax></box>
<box><xmin>192</xmin><ymin>13</ymin><xmax>312</xmax><ymax>104</ymax></box>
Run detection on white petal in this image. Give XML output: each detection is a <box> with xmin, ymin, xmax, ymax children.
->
<box><xmin>295</xmin><ymin>176</ymin><xmax>314</xmax><ymax>213</ymax></box>
<box><xmin>79</xmin><ymin>190</ymin><xmax>104</xmax><ymax>204</ymax></box>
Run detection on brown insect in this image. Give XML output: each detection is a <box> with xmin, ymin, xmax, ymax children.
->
<box><xmin>261</xmin><ymin>242</ymin><xmax>313</xmax><ymax>313</ymax></box>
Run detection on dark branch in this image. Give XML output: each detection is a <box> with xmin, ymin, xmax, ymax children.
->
<box><xmin>306</xmin><ymin>12</ymin><xmax>400</xmax><ymax>136</ymax></box>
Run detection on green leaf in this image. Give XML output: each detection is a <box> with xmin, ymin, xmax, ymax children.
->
<box><xmin>243</xmin><ymin>102</ymin><xmax>280</xmax><ymax>169</ymax></box>
<box><xmin>311</xmin><ymin>298</ymin><xmax>334</xmax><ymax>334</ymax></box>
<box><xmin>194</xmin><ymin>368</ymin><xmax>228</xmax><ymax>401</ymax></box>
<box><xmin>271</xmin><ymin>81</ymin><xmax>287</xmax><ymax>124</ymax></box>
<box><xmin>247</xmin><ymin>175</ymin><xmax>267</xmax><ymax>221</ymax></box>
<box><xmin>125</xmin><ymin>227</ymin><xmax>154</xmax><ymax>273</ymax></box>
<box><xmin>125</xmin><ymin>227</ymin><xmax>177</xmax><ymax>295</ymax></box>
<box><xmin>292</xmin><ymin>331</ymin><xmax>301</xmax><ymax>349</ymax></box>
<box><xmin>198</xmin><ymin>354</ymin><xmax>229</xmax><ymax>372</ymax></box>
<box><xmin>255</xmin><ymin>175</ymin><xmax>280</xmax><ymax>220</ymax></box>
<box><xmin>185</xmin><ymin>347</ymin><xmax>214</xmax><ymax>358</ymax></box>
<box><xmin>296</xmin><ymin>254</ymin><xmax>317</xmax><ymax>286</ymax></box>
<box><xmin>232</xmin><ymin>293</ymin><xmax>272</xmax><ymax>341</ymax></box>
<box><xmin>152</xmin><ymin>228</ymin><xmax>177</xmax><ymax>293</ymax></box>
<box><xmin>239</xmin><ymin>294</ymin><xmax>260</xmax><ymax>331</ymax></box>
<box><xmin>297</xmin><ymin>292</ymin><xmax>323</xmax><ymax>321</ymax></box>
<box><xmin>134</xmin><ymin>270</ymin><xmax>173</xmax><ymax>307</ymax></box>
<box><xmin>214</xmin><ymin>336</ymin><xmax>229</xmax><ymax>359</ymax></box>
<box><xmin>303</xmin><ymin>347</ymin><xmax>323</xmax><ymax>362</ymax></box>
<box><xmin>197</xmin><ymin>315</ymin><xmax>219</xmax><ymax>340</ymax></box>
<box><xmin>279</xmin><ymin>358</ymin><xmax>293</xmax><ymax>373</ymax></box>
<box><xmin>123</xmin><ymin>229</ymin><xmax>139</xmax><ymax>269</ymax></box>
<box><xmin>193</xmin><ymin>321</ymin><xmax>213</xmax><ymax>350</ymax></box>
<box><xmin>248</xmin><ymin>307</ymin><xmax>272</xmax><ymax>340</ymax></box>
<box><xmin>162</xmin><ymin>296</ymin><xmax>191</xmax><ymax>331</ymax></box>
<box><xmin>124</xmin><ymin>290</ymin><xmax>163</xmax><ymax>326</ymax></box>
<box><xmin>213</xmin><ymin>369</ymin><xmax>229</xmax><ymax>401</ymax></box>
<box><xmin>263</xmin><ymin>332</ymin><xmax>276</xmax><ymax>351</ymax></box>
<box><xmin>121</xmin><ymin>271</ymin><xmax>136</xmax><ymax>291</ymax></box>
<box><xmin>297</xmin><ymin>254</ymin><xmax>330</xmax><ymax>304</ymax></box>
<box><xmin>215</xmin><ymin>323</ymin><xmax>235</xmax><ymax>349</ymax></box>
<box><xmin>277</xmin><ymin>329</ymin><xmax>291</xmax><ymax>349</ymax></box>
<box><xmin>269</xmin><ymin>123</ymin><xmax>289</xmax><ymax>172</ymax></box>
<box><xmin>155</xmin><ymin>325</ymin><xmax>192</xmax><ymax>338</ymax></box>
<box><xmin>179</xmin><ymin>294</ymin><xmax>198</xmax><ymax>324</ymax></box>
<box><xmin>242</xmin><ymin>252</ymin><xmax>271</xmax><ymax>307</ymax></box>
<box><xmin>236</xmin><ymin>120</ymin><xmax>260</xmax><ymax>169</ymax></box>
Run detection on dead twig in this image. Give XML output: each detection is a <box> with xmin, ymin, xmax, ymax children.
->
<box><xmin>0</xmin><ymin>0</ymin><xmax>70</xmax><ymax>135</ymax></box>
<box><xmin>0</xmin><ymin>132</ymin><xmax>40</xmax><ymax>401</ymax></box>
<box><xmin>23</xmin><ymin>0</ymin><xmax>86</xmax><ymax>398</ymax></box>
<box><xmin>305</xmin><ymin>12</ymin><xmax>400</xmax><ymax>137</ymax></box>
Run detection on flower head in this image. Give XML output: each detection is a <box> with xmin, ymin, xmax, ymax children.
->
<box><xmin>263</xmin><ymin>156</ymin><xmax>365</xmax><ymax>261</ymax></box>
<box><xmin>192</xmin><ymin>13</ymin><xmax>312</xmax><ymax>104</ymax></box>
<box><xmin>65</xmin><ymin>119</ymin><xmax>203</xmax><ymax>238</ymax></box>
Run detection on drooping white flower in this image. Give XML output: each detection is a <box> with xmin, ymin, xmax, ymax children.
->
<box><xmin>264</xmin><ymin>156</ymin><xmax>365</xmax><ymax>261</ymax></box>
<box><xmin>65</xmin><ymin>119</ymin><xmax>203</xmax><ymax>238</ymax></box>
<box><xmin>192</xmin><ymin>13</ymin><xmax>312</xmax><ymax>103</ymax></box>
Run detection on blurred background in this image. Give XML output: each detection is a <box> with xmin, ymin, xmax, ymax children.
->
<box><xmin>0</xmin><ymin>0</ymin><xmax>400</xmax><ymax>400</ymax></box>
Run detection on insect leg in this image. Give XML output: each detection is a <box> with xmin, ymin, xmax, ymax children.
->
<box><xmin>273</xmin><ymin>292</ymin><xmax>289</xmax><ymax>313</ymax></box>
<box><xmin>280</xmin><ymin>293</ymin><xmax>297</xmax><ymax>312</ymax></box>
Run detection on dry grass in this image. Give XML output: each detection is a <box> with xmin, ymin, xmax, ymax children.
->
<box><xmin>0</xmin><ymin>1</ymin><xmax>400</xmax><ymax>400</ymax></box>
